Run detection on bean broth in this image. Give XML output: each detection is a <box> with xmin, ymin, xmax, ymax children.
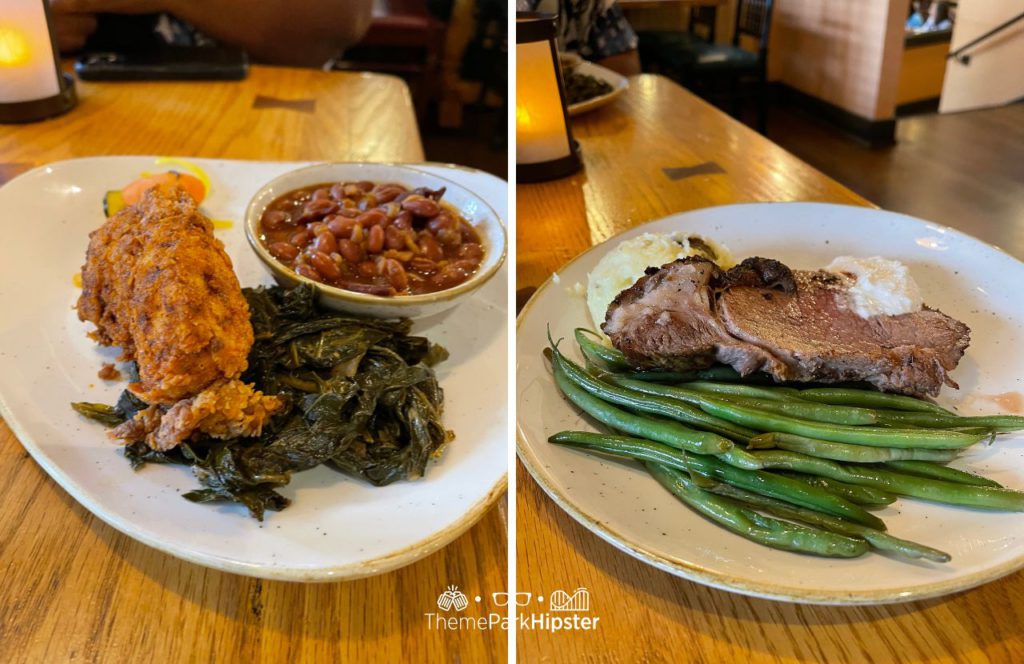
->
<box><xmin>259</xmin><ymin>181</ymin><xmax>484</xmax><ymax>296</ymax></box>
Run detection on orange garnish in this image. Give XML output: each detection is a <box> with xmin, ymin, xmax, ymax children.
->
<box><xmin>121</xmin><ymin>171</ymin><xmax>206</xmax><ymax>206</ymax></box>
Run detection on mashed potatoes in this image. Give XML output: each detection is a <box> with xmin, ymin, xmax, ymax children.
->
<box><xmin>586</xmin><ymin>233</ymin><xmax>734</xmax><ymax>330</ymax></box>
<box><xmin>826</xmin><ymin>256</ymin><xmax>923</xmax><ymax>318</ymax></box>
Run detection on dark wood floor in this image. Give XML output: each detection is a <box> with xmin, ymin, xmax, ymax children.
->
<box><xmin>763</xmin><ymin>102</ymin><xmax>1024</xmax><ymax>258</ymax></box>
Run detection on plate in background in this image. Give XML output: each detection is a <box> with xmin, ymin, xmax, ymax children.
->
<box><xmin>567</xmin><ymin>61</ymin><xmax>629</xmax><ymax>116</ymax></box>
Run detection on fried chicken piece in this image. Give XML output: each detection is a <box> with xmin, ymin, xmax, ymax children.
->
<box><xmin>79</xmin><ymin>185</ymin><xmax>285</xmax><ymax>451</ymax></box>
<box><xmin>110</xmin><ymin>380</ymin><xmax>285</xmax><ymax>451</ymax></box>
<box><xmin>97</xmin><ymin>363</ymin><xmax>121</xmax><ymax>380</ymax></box>
<box><xmin>77</xmin><ymin>185</ymin><xmax>253</xmax><ymax>405</ymax></box>
<box><xmin>109</xmin><ymin>404</ymin><xmax>164</xmax><ymax>444</ymax></box>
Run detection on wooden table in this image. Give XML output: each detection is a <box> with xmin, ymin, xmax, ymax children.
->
<box><xmin>515</xmin><ymin>75</ymin><xmax>1024</xmax><ymax>663</ymax></box>
<box><xmin>0</xmin><ymin>66</ymin><xmax>507</xmax><ymax>664</ymax></box>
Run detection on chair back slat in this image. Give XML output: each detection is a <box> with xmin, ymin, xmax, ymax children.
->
<box><xmin>735</xmin><ymin>0</ymin><xmax>773</xmax><ymax>52</ymax></box>
<box><xmin>689</xmin><ymin>6</ymin><xmax>718</xmax><ymax>42</ymax></box>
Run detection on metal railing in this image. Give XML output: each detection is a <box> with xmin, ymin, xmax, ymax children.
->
<box><xmin>948</xmin><ymin>10</ymin><xmax>1024</xmax><ymax>64</ymax></box>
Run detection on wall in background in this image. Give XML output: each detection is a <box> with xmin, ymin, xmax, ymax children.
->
<box><xmin>940</xmin><ymin>0</ymin><xmax>1024</xmax><ymax>113</ymax></box>
<box><xmin>624</xmin><ymin>0</ymin><xmax>907</xmax><ymax>121</ymax></box>
<box><xmin>766</xmin><ymin>0</ymin><xmax>906</xmax><ymax>121</ymax></box>
<box><xmin>623</xmin><ymin>0</ymin><xmax>914</xmax><ymax>126</ymax></box>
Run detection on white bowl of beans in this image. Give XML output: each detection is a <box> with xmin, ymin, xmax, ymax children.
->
<box><xmin>245</xmin><ymin>163</ymin><xmax>506</xmax><ymax>318</ymax></box>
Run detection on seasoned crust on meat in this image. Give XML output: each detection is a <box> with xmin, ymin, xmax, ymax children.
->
<box><xmin>602</xmin><ymin>256</ymin><xmax>970</xmax><ymax>397</ymax></box>
<box><xmin>602</xmin><ymin>257</ymin><xmax>791</xmax><ymax>376</ymax></box>
<box><xmin>77</xmin><ymin>186</ymin><xmax>253</xmax><ymax>405</ymax></box>
<box><xmin>110</xmin><ymin>380</ymin><xmax>285</xmax><ymax>451</ymax></box>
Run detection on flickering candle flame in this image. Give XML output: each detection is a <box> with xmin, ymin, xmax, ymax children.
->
<box><xmin>0</xmin><ymin>27</ymin><xmax>32</xmax><ymax>67</ymax></box>
<box><xmin>516</xmin><ymin>39</ymin><xmax>571</xmax><ymax>165</ymax></box>
<box><xmin>0</xmin><ymin>2</ymin><xmax>62</xmax><ymax>105</ymax></box>
<box><xmin>515</xmin><ymin>12</ymin><xmax>580</xmax><ymax>182</ymax></box>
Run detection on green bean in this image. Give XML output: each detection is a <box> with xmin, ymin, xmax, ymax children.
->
<box><xmin>797</xmin><ymin>387</ymin><xmax>955</xmax><ymax>416</ymax></box>
<box><xmin>874</xmin><ymin>411</ymin><xmax>1024</xmax><ymax>432</ymax></box>
<box><xmin>716</xmin><ymin>446</ymin><xmax>765</xmax><ymax>471</ymax></box>
<box><xmin>745</xmin><ymin>434</ymin><xmax>778</xmax><ymax>450</ymax></box>
<box><xmin>622</xmin><ymin>366</ymin><xmax>745</xmax><ymax>382</ymax></box>
<box><xmin>553</xmin><ymin>348</ymin><xmax>756</xmax><ymax>442</ymax></box>
<box><xmin>950</xmin><ymin>427</ymin><xmax>998</xmax><ymax>436</ymax></box>
<box><xmin>883</xmin><ymin>460</ymin><xmax>1002</xmax><ymax>488</ymax></box>
<box><xmin>692</xmin><ymin>397</ymin><xmax>975</xmax><ymax>445</ymax></box>
<box><xmin>547</xmin><ymin>429</ymin><xmax>758</xmax><ymax>474</ymax></box>
<box><xmin>601</xmin><ymin>371</ymin><xmax>880</xmax><ymax>426</ymax></box>
<box><xmin>871</xmin><ymin>411</ymin><xmax>955</xmax><ymax>428</ymax></box>
<box><xmin>575</xmin><ymin>328</ymin><xmax>630</xmax><ymax>371</ymax></box>
<box><xmin>751</xmin><ymin>432</ymin><xmax>959</xmax><ymax>463</ymax></box>
<box><xmin>549</xmin><ymin>430</ymin><xmax>692</xmax><ymax>467</ymax></box>
<box><xmin>684</xmin><ymin>381</ymin><xmax>804</xmax><ymax>402</ymax></box>
<box><xmin>699</xmin><ymin>479</ymin><xmax>950</xmax><ymax>562</ymax></box>
<box><xmin>751</xmin><ymin>451</ymin><xmax>1024</xmax><ymax>511</ymax></box>
<box><xmin>573</xmin><ymin>330</ymin><xmax>739</xmax><ymax>382</ymax></box>
<box><xmin>775</xmin><ymin>472</ymin><xmax>898</xmax><ymax>506</ymax></box>
<box><xmin>550</xmin><ymin>355</ymin><xmax>732</xmax><ymax>456</ymax></box>
<box><xmin>646</xmin><ymin>463</ymin><xmax>870</xmax><ymax>558</ymax></box>
<box><xmin>603</xmin><ymin>374</ymin><xmax>984</xmax><ymax>449</ymax></box>
<box><xmin>684</xmin><ymin>451</ymin><xmax>886</xmax><ymax>529</ymax></box>
<box><xmin>718</xmin><ymin>394</ymin><xmax>880</xmax><ymax>426</ymax></box>
<box><xmin>549</xmin><ymin>431</ymin><xmax>884</xmax><ymax>528</ymax></box>
<box><xmin>546</xmin><ymin>424</ymin><xmax>760</xmax><ymax>482</ymax></box>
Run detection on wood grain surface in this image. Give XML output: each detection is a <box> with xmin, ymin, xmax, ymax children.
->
<box><xmin>0</xmin><ymin>66</ymin><xmax>423</xmax><ymax>164</ymax></box>
<box><xmin>515</xmin><ymin>75</ymin><xmax>1024</xmax><ymax>663</ymax></box>
<box><xmin>0</xmin><ymin>66</ymin><xmax>507</xmax><ymax>664</ymax></box>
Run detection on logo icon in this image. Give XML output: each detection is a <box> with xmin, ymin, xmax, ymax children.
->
<box><xmin>549</xmin><ymin>587</ymin><xmax>590</xmax><ymax>612</ymax></box>
<box><xmin>437</xmin><ymin>585</ymin><xmax>469</xmax><ymax>612</ymax></box>
<box><xmin>492</xmin><ymin>592</ymin><xmax>532</xmax><ymax>607</ymax></box>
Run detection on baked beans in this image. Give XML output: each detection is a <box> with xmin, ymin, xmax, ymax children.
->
<box><xmin>258</xmin><ymin>182</ymin><xmax>485</xmax><ymax>296</ymax></box>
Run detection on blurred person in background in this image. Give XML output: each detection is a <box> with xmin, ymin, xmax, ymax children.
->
<box><xmin>519</xmin><ymin>0</ymin><xmax>639</xmax><ymax>75</ymax></box>
<box><xmin>50</xmin><ymin>0</ymin><xmax>374</xmax><ymax>67</ymax></box>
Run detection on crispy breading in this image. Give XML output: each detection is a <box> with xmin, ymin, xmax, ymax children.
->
<box><xmin>109</xmin><ymin>403</ymin><xmax>164</xmax><ymax>445</ymax></box>
<box><xmin>77</xmin><ymin>186</ymin><xmax>253</xmax><ymax>405</ymax></box>
<box><xmin>110</xmin><ymin>380</ymin><xmax>285</xmax><ymax>451</ymax></box>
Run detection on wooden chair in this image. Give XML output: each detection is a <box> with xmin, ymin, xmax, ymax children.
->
<box><xmin>638</xmin><ymin>0</ymin><xmax>774</xmax><ymax>133</ymax></box>
<box><xmin>637</xmin><ymin>6</ymin><xmax>715</xmax><ymax>67</ymax></box>
<box><xmin>331</xmin><ymin>0</ymin><xmax>447</xmax><ymax>119</ymax></box>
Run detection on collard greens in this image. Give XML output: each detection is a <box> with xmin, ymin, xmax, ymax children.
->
<box><xmin>72</xmin><ymin>284</ymin><xmax>453</xmax><ymax>520</ymax></box>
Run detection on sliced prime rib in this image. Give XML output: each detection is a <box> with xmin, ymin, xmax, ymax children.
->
<box><xmin>602</xmin><ymin>256</ymin><xmax>970</xmax><ymax>397</ymax></box>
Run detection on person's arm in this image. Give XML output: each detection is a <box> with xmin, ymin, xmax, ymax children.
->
<box><xmin>50</xmin><ymin>0</ymin><xmax>374</xmax><ymax>66</ymax></box>
<box><xmin>51</xmin><ymin>10</ymin><xmax>98</xmax><ymax>52</ymax></box>
<box><xmin>582</xmin><ymin>1</ymin><xmax>640</xmax><ymax>75</ymax></box>
<box><xmin>164</xmin><ymin>0</ymin><xmax>373</xmax><ymax>66</ymax></box>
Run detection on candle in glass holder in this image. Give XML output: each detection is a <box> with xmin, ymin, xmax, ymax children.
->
<box><xmin>516</xmin><ymin>12</ymin><xmax>580</xmax><ymax>182</ymax></box>
<box><xmin>0</xmin><ymin>0</ymin><xmax>76</xmax><ymax>123</ymax></box>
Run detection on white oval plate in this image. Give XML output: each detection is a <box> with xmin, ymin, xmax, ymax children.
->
<box><xmin>517</xmin><ymin>203</ymin><xmax>1024</xmax><ymax>604</ymax></box>
<box><xmin>567</xmin><ymin>61</ymin><xmax>629</xmax><ymax>116</ymax></box>
<box><xmin>0</xmin><ymin>156</ymin><xmax>507</xmax><ymax>581</ymax></box>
